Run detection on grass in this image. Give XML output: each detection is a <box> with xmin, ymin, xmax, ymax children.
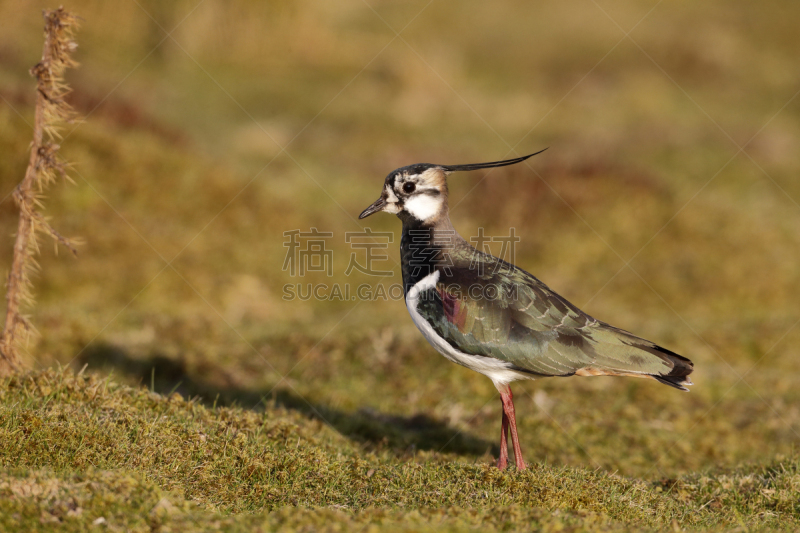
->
<box><xmin>1</xmin><ymin>369</ymin><xmax>798</xmax><ymax>531</ymax></box>
<box><xmin>0</xmin><ymin>0</ymin><xmax>799</xmax><ymax>530</ymax></box>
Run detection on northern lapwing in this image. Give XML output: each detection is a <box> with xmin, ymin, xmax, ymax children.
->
<box><xmin>359</xmin><ymin>151</ymin><xmax>694</xmax><ymax>470</ymax></box>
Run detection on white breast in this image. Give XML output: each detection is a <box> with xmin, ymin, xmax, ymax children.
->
<box><xmin>405</xmin><ymin>270</ymin><xmax>529</xmax><ymax>387</ymax></box>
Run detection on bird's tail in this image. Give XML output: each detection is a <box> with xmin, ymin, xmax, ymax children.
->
<box><xmin>649</xmin><ymin>347</ymin><xmax>694</xmax><ymax>391</ymax></box>
<box><xmin>577</xmin><ymin>323</ymin><xmax>695</xmax><ymax>391</ymax></box>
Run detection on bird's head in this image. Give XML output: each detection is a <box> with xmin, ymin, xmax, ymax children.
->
<box><xmin>358</xmin><ymin>150</ymin><xmax>547</xmax><ymax>225</ymax></box>
<box><xmin>358</xmin><ymin>163</ymin><xmax>448</xmax><ymax>224</ymax></box>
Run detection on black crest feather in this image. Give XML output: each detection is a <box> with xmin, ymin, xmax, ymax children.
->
<box><xmin>440</xmin><ymin>148</ymin><xmax>547</xmax><ymax>173</ymax></box>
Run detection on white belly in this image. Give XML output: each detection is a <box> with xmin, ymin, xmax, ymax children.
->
<box><xmin>405</xmin><ymin>271</ymin><xmax>529</xmax><ymax>387</ymax></box>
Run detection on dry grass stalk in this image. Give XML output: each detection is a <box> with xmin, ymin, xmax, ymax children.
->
<box><xmin>0</xmin><ymin>8</ymin><xmax>80</xmax><ymax>376</ymax></box>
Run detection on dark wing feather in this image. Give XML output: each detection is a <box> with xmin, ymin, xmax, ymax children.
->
<box><xmin>415</xmin><ymin>246</ymin><xmax>693</xmax><ymax>385</ymax></box>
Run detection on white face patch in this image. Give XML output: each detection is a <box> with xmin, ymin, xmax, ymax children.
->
<box><xmin>382</xmin><ymin>185</ymin><xmax>400</xmax><ymax>214</ymax></box>
<box><xmin>385</xmin><ymin>186</ymin><xmax>399</xmax><ymax>203</ymax></box>
<box><xmin>404</xmin><ymin>193</ymin><xmax>443</xmax><ymax>221</ymax></box>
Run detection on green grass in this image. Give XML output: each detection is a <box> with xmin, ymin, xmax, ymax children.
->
<box><xmin>1</xmin><ymin>369</ymin><xmax>798</xmax><ymax>531</ymax></box>
<box><xmin>0</xmin><ymin>0</ymin><xmax>799</xmax><ymax>530</ymax></box>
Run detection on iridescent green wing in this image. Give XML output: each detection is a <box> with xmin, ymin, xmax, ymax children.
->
<box><xmin>415</xmin><ymin>247</ymin><xmax>689</xmax><ymax>380</ymax></box>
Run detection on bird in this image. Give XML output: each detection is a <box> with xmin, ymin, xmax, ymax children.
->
<box><xmin>358</xmin><ymin>150</ymin><xmax>694</xmax><ymax>471</ymax></box>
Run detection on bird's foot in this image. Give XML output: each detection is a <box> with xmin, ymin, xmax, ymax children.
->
<box><xmin>515</xmin><ymin>458</ymin><xmax>527</xmax><ymax>471</ymax></box>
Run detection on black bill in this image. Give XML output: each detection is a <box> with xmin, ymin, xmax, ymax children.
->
<box><xmin>359</xmin><ymin>197</ymin><xmax>386</xmax><ymax>219</ymax></box>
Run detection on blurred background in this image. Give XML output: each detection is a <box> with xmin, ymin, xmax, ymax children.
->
<box><xmin>0</xmin><ymin>0</ymin><xmax>799</xmax><ymax>478</ymax></box>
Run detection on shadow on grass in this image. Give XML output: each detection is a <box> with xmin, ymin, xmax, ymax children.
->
<box><xmin>77</xmin><ymin>343</ymin><xmax>496</xmax><ymax>459</ymax></box>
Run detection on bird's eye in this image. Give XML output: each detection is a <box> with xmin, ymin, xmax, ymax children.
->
<box><xmin>403</xmin><ymin>182</ymin><xmax>416</xmax><ymax>194</ymax></box>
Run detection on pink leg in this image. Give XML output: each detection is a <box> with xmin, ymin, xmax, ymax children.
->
<box><xmin>497</xmin><ymin>384</ymin><xmax>527</xmax><ymax>470</ymax></box>
<box><xmin>497</xmin><ymin>408</ymin><xmax>509</xmax><ymax>469</ymax></box>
